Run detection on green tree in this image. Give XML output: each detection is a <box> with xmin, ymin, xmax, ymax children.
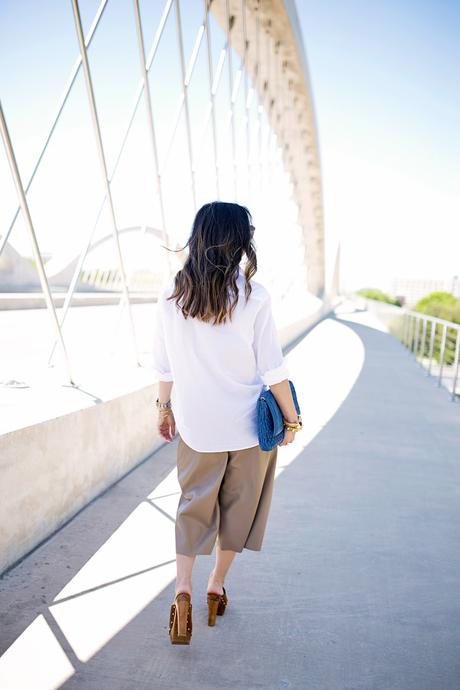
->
<box><xmin>414</xmin><ymin>291</ymin><xmax>459</xmax><ymax>322</ymax></box>
<box><xmin>356</xmin><ymin>287</ymin><xmax>402</xmax><ymax>307</ymax></box>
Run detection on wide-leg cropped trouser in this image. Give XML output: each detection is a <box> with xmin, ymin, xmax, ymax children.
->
<box><xmin>175</xmin><ymin>434</ymin><xmax>278</xmax><ymax>556</ymax></box>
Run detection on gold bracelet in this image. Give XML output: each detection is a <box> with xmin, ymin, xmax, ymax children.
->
<box><xmin>283</xmin><ymin>416</ymin><xmax>303</xmax><ymax>432</ymax></box>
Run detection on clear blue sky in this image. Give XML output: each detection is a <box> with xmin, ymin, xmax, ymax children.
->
<box><xmin>297</xmin><ymin>0</ymin><xmax>460</xmax><ymax>291</ymax></box>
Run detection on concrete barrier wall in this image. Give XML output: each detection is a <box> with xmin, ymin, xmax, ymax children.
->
<box><xmin>361</xmin><ymin>297</ymin><xmax>405</xmax><ymax>339</ymax></box>
<box><xmin>0</xmin><ymin>385</ymin><xmax>161</xmax><ymax>575</ymax></box>
<box><xmin>0</xmin><ymin>298</ymin><xmax>339</xmax><ymax>575</ymax></box>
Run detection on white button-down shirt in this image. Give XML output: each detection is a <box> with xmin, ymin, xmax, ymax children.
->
<box><xmin>152</xmin><ymin>266</ymin><xmax>289</xmax><ymax>452</ymax></box>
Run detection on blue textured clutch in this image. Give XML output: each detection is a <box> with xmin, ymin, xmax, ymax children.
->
<box><xmin>257</xmin><ymin>380</ymin><xmax>301</xmax><ymax>451</ymax></box>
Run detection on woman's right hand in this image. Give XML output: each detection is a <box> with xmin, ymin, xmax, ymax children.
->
<box><xmin>158</xmin><ymin>409</ymin><xmax>176</xmax><ymax>442</ymax></box>
<box><xmin>278</xmin><ymin>428</ymin><xmax>295</xmax><ymax>446</ymax></box>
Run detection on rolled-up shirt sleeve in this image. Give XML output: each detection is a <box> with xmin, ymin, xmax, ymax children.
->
<box><xmin>253</xmin><ymin>293</ymin><xmax>289</xmax><ymax>386</ymax></box>
<box><xmin>152</xmin><ymin>300</ymin><xmax>174</xmax><ymax>382</ymax></box>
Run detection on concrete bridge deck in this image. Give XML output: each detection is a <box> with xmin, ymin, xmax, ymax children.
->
<box><xmin>1</xmin><ymin>302</ymin><xmax>459</xmax><ymax>690</ymax></box>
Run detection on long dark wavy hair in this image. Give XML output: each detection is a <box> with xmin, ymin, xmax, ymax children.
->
<box><xmin>164</xmin><ymin>201</ymin><xmax>257</xmax><ymax>325</ymax></box>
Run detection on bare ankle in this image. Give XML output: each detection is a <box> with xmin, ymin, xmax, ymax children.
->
<box><xmin>208</xmin><ymin>569</ymin><xmax>224</xmax><ymax>586</ymax></box>
<box><xmin>175</xmin><ymin>580</ymin><xmax>192</xmax><ymax>596</ymax></box>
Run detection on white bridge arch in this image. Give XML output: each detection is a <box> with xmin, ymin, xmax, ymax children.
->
<box><xmin>0</xmin><ymin>0</ymin><xmax>325</xmax><ymax>381</ymax></box>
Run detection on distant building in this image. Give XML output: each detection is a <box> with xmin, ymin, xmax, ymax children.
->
<box><xmin>390</xmin><ymin>277</ymin><xmax>460</xmax><ymax>308</ymax></box>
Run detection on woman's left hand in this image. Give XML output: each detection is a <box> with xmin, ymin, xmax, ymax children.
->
<box><xmin>158</xmin><ymin>409</ymin><xmax>176</xmax><ymax>442</ymax></box>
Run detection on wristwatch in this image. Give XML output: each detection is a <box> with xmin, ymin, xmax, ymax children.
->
<box><xmin>156</xmin><ymin>398</ymin><xmax>172</xmax><ymax>410</ymax></box>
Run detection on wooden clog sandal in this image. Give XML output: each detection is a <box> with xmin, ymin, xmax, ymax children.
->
<box><xmin>207</xmin><ymin>586</ymin><xmax>228</xmax><ymax>626</ymax></box>
<box><xmin>168</xmin><ymin>592</ymin><xmax>192</xmax><ymax>644</ymax></box>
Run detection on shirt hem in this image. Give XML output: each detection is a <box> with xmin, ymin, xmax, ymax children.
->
<box><xmin>177</xmin><ymin>432</ymin><xmax>260</xmax><ymax>453</ymax></box>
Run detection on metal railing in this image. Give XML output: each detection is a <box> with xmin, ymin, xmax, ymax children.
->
<box><xmin>357</xmin><ymin>297</ymin><xmax>460</xmax><ymax>402</ymax></box>
<box><xmin>401</xmin><ymin>310</ymin><xmax>460</xmax><ymax>401</ymax></box>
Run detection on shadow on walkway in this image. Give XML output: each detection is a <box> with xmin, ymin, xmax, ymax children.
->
<box><xmin>1</xmin><ymin>306</ymin><xmax>459</xmax><ymax>690</ymax></box>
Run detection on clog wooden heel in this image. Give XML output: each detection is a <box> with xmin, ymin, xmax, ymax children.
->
<box><xmin>207</xmin><ymin>587</ymin><xmax>228</xmax><ymax>626</ymax></box>
<box><xmin>168</xmin><ymin>592</ymin><xmax>192</xmax><ymax>644</ymax></box>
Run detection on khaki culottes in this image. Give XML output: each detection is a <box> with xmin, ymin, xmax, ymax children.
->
<box><xmin>175</xmin><ymin>434</ymin><xmax>278</xmax><ymax>556</ymax></box>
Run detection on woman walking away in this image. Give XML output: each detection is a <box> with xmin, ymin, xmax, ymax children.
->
<box><xmin>152</xmin><ymin>201</ymin><xmax>302</xmax><ymax>645</ymax></box>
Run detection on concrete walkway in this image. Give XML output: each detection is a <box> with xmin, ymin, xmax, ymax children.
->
<box><xmin>1</xmin><ymin>303</ymin><xmax>459</xmax><ymax>690</ymax></box>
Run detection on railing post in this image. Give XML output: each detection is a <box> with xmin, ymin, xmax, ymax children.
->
<box><xmin>409</xmin><ymin>315</ymin><xmax>415</xmax><ymax>353</ymax></box>
<box><xmin>413</xmin><ymin>316</ymin><xmax>421</xmax><ymax>361</ymax></box>
<box><xmin>437</xmin><ymin>324</ymin><xmax>447</xmax><ymax>387</ymax></box>
<box><xmin>406</xmin><ymin>313</ymin><xmax>411</xmax><ymax>349</ymax></box>
<box><xmin>402</xmin><ymin>312</ymin><xmax>408</xmax><ymax>347</ymax></box>
<box><xmin>427</xmin><ymin>319</ymin><xmax>436</xmax><ymax>375</ymax></box>
<box><xmin>451</xmin><ymin>329</ymin><xmax>460</xmax><ymax>401</ymax></box>
<box><xmin>400</xmin><ymin>313</ymin><xmax>407</xmax><ymax>346</ymax></box>
<box><xmin>419</xmin><ymin>317</ymin><xmax>427</xmax><ymax>369</ymax></box>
